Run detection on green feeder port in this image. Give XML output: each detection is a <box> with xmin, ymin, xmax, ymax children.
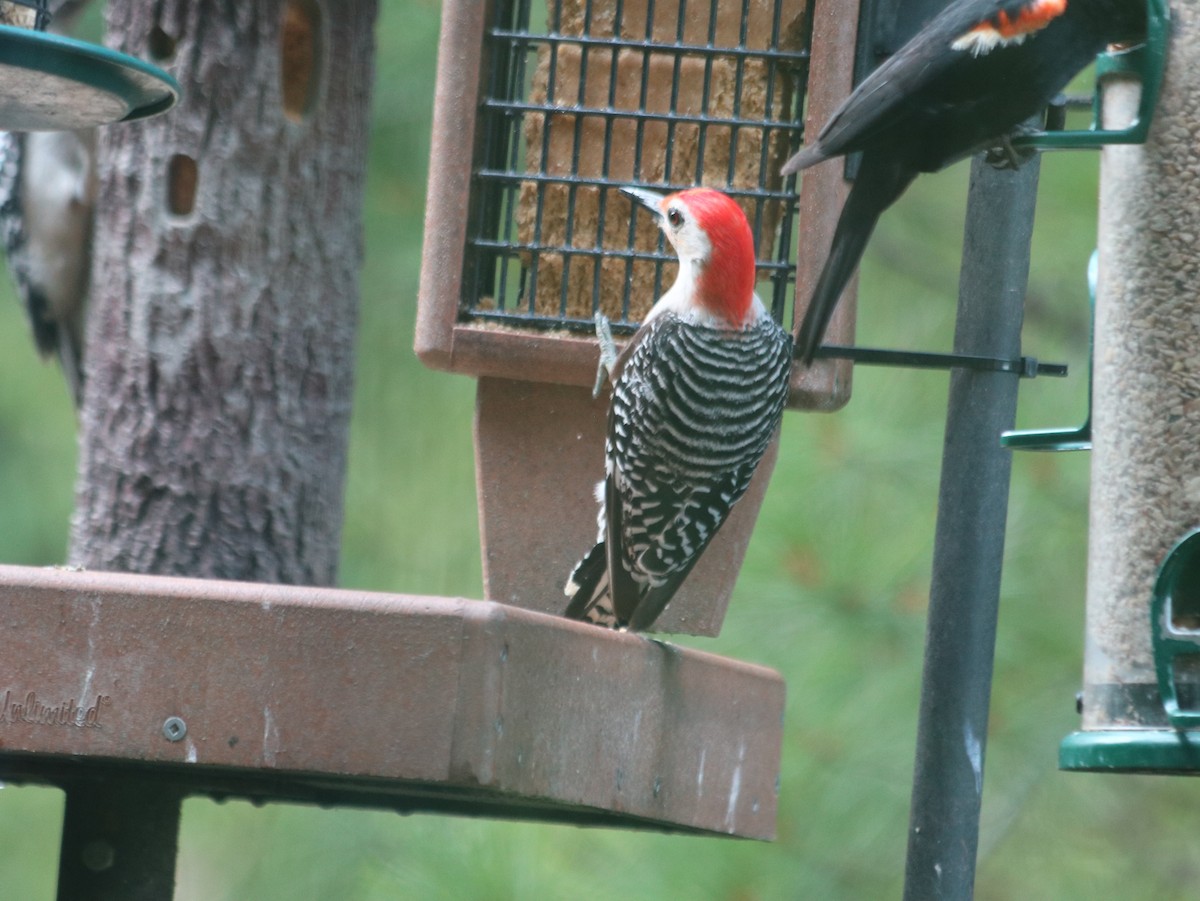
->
<box><xmin>0</xmin><ymin>22</ymin><xmax>178</xmax><ymax>130</ymax></box>
<box><xmin>1000</xmin><ymin>251</ymin><xmax>1095</xmax><ymax>453</ymax></box>
<box><xmin>1013</xmin><ymin>0</ymin><xmax>1169</xmax><ymax>151</ymax></box>
<box><xmin>1062</xmin><ymin>531</ymin><xmax>1200</xmax><ymax>773</ymax></box>
<box><xmin>1151</xmin><ymin>530</ymin><xmax>1200</xmax><ymax>728</ymax></box>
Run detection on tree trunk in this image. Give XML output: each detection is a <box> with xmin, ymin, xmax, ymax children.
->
<box><xmin>70</xmin><ymin>0</ymin><xmax>377</xmax><ymax>585</ymax></box>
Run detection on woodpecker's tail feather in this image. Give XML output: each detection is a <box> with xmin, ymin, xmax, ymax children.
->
<box><xmin>626</xmin><ymin>584</ymin><xmax>681</xmax><ymax>633</ymax></box>
<box><xmin>25</xmin><ymin>284</ymin><xmax>84</xmax><ymax>406</ymax></box>
<box><xmin>796</xmin><ymin>154</ymin><xmax>916</xmax><ymax>365</ymax></box>
<box><xmin>563</xmin><ymin>542</ymin><xmax>619</xmax><ymax>628</ymax></box>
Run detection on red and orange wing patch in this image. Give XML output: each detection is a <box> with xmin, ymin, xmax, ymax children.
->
<box><xmin>951</xmin><ymin>0</ymin><xmax>1067</xmax><ymax>55</ymax></box>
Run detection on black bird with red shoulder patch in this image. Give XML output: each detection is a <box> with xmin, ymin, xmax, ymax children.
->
<box><xmin>782</xmin><ymin>0</ymin><xmax>1146</xmax><ymax>364</ymax></box>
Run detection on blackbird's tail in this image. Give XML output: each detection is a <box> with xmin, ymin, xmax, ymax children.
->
<box><xmin>797</xmin><ymin>154</ymin><xmax>916</xmax><ymax>365</ymax></box>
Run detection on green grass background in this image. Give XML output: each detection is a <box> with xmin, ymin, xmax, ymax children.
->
<box><xmin>2</xmin><ymin>4</ymin><xmax>1199</xmax><ymax>898</ymax></box>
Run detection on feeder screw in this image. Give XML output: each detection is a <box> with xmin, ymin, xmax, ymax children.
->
<box><xmin>162</xmin><ymin>716</ymin><xmax>187</xmax><ymax>742</ymax></box>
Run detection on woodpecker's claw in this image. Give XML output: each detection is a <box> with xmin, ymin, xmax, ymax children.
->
<box><xmin>593</xmin><ymin>311</ymin><xmax>619</xmax><ymax>398</ymax></box>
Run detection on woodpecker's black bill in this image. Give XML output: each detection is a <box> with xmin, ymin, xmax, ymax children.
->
<box><xmin>621</xmin><ymin>186</ymin><xmax>667</xmax><ymax>218</ymax></box>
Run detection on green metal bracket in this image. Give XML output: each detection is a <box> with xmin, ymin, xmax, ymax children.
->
<box><xmin>1014</xmin><ymin>0</ymin><xmax>1169</xmax><ymax>150</ymax></box>
<box><xmin>1000</xmin><ymin>251</ymin><xmax>1095</xmax><ymax>452</ymax></box>
<box><xmin>1152</xmin><ymin>529</ymin><xmax>1200</xmax><ymax>728</ymax></box>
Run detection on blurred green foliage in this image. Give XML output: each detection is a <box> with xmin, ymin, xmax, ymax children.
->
<box><xmin>1</xmin><ymin>4</ymin><xmax>1199</xmax><ymax>899</ymax></box>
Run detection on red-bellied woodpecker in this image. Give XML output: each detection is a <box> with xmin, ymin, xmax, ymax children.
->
<box><xmin>564</xmin><ymin>186</ymin><xmax>793</xmax><ymax>631</ymax></box>
<box><xmin>781</xmin><ymin>0</ymin><xmax>1146</xmax><ymax>365</ymax></box>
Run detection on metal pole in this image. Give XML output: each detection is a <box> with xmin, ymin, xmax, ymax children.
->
<box><xmin>902</xmin><ymin>152</ymin><xmax>1041</xmax><ymax>900</ymax></box>
<box><xmin>56</xmin><ymin>780</ymin><xmax>183</xmax><ymax>901</ymax></box>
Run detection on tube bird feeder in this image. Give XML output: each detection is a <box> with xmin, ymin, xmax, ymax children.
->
<box><xmin>1058</xmin><ymin>2</ymin><xmax>1200</xmax><ymax>773</ymax></box>
<box><xmin>416</xmin><ymin>0</ymin><xmax>860</xmax><ymax>635</ymax></box>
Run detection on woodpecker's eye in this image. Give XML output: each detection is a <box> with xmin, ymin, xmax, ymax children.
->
<box><xmin>667</xmin><ymin>207</ymin><xmax>684</xmax><ymax>229</ymax></box>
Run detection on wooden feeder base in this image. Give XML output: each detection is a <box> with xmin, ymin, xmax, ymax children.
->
<box><xmin>473</xmin><ymin>376</ymin><xmax>780</xmax><ymax>636</ymax></box>
<box><xmin>0</xmin><ymin>565</ymin><xmax>783</xmax><ymax>839</ymax></box>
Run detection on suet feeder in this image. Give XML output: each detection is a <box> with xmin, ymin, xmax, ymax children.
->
<box><xmin>416</xmin><ymin>0</ymin><xmax>862</xmax><ymax>635</ymax></box>
<box><xmin>0</xmin><ymin>0</ymin><xmax>178</xmax><ymax>129</ymax></box>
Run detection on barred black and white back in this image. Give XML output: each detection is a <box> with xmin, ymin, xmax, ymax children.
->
<box><xmin>565</xmin><ymin>309</ymin><xmax>792</xmax><ymax>631</ymax></box>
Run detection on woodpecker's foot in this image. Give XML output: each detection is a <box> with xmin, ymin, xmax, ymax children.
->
<box><xmin>593</xmin><ymin>311</ymin><xmax>619</xmax><ymax>398</ymax></box>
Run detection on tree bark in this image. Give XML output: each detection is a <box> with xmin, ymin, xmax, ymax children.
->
<box><xmin>70</xmin><ymin>0</ymin><xmax>376</xmax><ymax>585</ymax></box>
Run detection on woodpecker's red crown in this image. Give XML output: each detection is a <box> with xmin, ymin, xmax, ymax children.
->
<box><xmin>668</xmin><ymin>188</ymin><xmax>758</xmax><ymax>327</ymax></box>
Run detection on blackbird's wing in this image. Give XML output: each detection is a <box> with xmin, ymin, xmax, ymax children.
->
<box><xmin>789</xmin><ymin>0</ymin><xmax>1070</xmax><ymax>169</ymax></box>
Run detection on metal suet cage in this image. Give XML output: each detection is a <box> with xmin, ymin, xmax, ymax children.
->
<box><xmin>464</xmin><ymin>0</ymin><xmax>808</xmax><ymax>334</ymax></box>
